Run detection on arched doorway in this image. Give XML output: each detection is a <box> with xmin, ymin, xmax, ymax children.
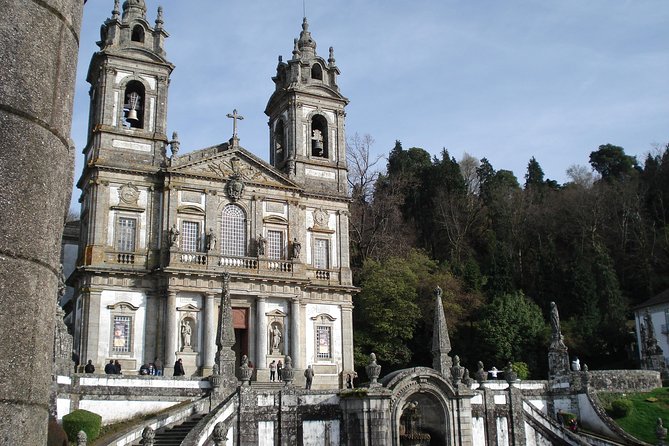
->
<box><xmin>383</xmin><ymin>367</ymin><xmax>456</xmax><ymax>446</ymax></box>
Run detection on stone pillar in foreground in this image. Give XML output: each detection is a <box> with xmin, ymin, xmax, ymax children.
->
<box><xmin>0</xmin><ymin>0</ymin><xmax>83</xmax><ymax>444</ymax></box>
<box><xmin>203</xmin><ymin>292</ymin><xmax>217</xmax><ymax>375</ymax></box>
<box><xmin>256</xmin><ymin>296</ymin><xmax>268</xmax><ymax>368</ymax></box>
<box><xmin>164</xmin><ymin>289</ymin><xmax>178</xmax><ymax>375</ymax></box>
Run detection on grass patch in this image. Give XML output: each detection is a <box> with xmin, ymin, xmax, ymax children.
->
<box><xmin>599</xmin><ymin>388</ymin><xmax>669</xmax><ymax>443</ymax></box>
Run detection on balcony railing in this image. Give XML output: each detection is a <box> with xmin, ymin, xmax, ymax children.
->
<box><xmin>105</xmin><ymin>251</ymin><xmax>148</xmax><ymax>268</ymax></box>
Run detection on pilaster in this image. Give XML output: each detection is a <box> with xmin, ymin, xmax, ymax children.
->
<box><xmin>164</xmin><ymin>289</ymin><xmax>177</xmax><ymax>374</ymax></box>
<box><xmin>341</xmin><ymin>304</ymin><xmax>354</xmax><ymax>375</ymax></box>
<box><xmin>290</xmin><ymin>297</ymin><xmax>301</xmax><ymax>369</ymax></box>
<box><xmin>203</xmin><ymin>292</ymin><xmax>216</xmax><ymax>374</ymax></box>
<box><xmin>256</xmin><ymin>296</ymin><xmax>268</xmax><ymax>368</ymax></box>
<box><xmin>82</xmin><ymin>289</ymin><xmax>103</xmax><ymax>367</ymax></box>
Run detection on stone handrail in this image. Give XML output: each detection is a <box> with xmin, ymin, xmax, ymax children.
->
<box><xmin>585</xmin><ymin>391</ymin><xmax>652</xmax><ymax>446</ymax></box>
<box><xmin>521</xmin><ymin>399</ymin><xmax>583</xmax><ymax>445</ymax></box>
<box><xmin>181</xmin><ymin>389</ymin><xmax>239</xmax><ymax>446</ymax></box>
<box><xmin>102</xmin><ymin>397</ymin><xmax>211</xmax><ymax>446</ymax></box>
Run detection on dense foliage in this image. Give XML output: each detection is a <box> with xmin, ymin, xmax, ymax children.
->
<box><xmin>348</xmin><ymin>137</ymin><xmax>669</xmax><ymax>377</ymax></box>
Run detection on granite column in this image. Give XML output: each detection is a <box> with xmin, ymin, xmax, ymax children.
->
<box><xmin>0</xmin><ymin>0</ymin><xmax>83</xmax><ymax>442</ymax></box>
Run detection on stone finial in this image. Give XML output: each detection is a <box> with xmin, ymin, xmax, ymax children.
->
<box><xmin>657</xmin><ymin>418</ymin><xmax>667</xmax><ymax>445</ymax></box>
<box><xmin>77</xmin><ymin>430</ymin><xmax>87</xmax><ymax>446</ymax></box>
<box><xmin>213</xmin><ymin>420</ymin><xmax>229</xmax><ymax>446</ymax></box>
<box><xmin>239</xmin><ymin>354</ymin><xmax>252</xmax><ymax>386</ymax></box>
<box><xmin>432</xmin><ymin>286</ymin><xmax>452</xmax><ymax>375</ymax></box>
<box><xmin>366</xmin><ymin>353</ymin><xmax>382</xmax><ymax>387</ymax></box>
<box><xmin>475</xmin><ymin>361</ymin><xmax>487</xmax><ymax>384</ymax></box>
<box><xmin>141</xmin><ymin>427</ymin><xmax>155</xmax><ymax>446</ymax></box>
<box><xmin>282</xmin><ymin>356</ymin><xmax>294</xmax><ymax>385</ymax></box>
<box><xmin>504</xmin><ymin>362</ymin><xmax>518</xmax><ymax>383</ymax></box>
<box><xmin>328</xmin><ymin>46</ymin><xmax>336</xmax><ymax>66</ymax></box>
<box><xmin>169</xmin><ymin>131</ymin><xmax>180</xmax><ymax>157</ymax></box>
<box><xmin>450</xmin><ymin>355</ymin><xmax>465</xmax><ymax>384</ymax></box>
<box><xmin>112</xmin><ymin>0</ymin><xmax>120</xmax><ymax>19</ymax></box>
<box><xmin>122</xmin><ymin>0</ymin><xmax>147</xmax><ymax>22</ymax></box>
<box><xmin>463</xmin><ymin>369</ymin><xmax>474</xmax><ymax>387</ymax></box>
<box><xmin>155</xmin><ymin>6</ymin><xmax>164</xmax><ymax>29</ymax></box>
<box><xmin>292</xmin><ymin>38</ymin><xmax>300</xmax><ymax>59</ymax></box>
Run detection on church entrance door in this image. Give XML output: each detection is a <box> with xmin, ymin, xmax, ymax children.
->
<box><xmin>232</xmin><ymin>308</ymin><xmax>249</xmax><ymax>376</ymax></box>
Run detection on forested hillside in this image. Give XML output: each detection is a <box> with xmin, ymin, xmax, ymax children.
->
<box><xmin>348</xmin><ymin>134</ymin><xmax>669</xmax><ymax>378</ymax></box>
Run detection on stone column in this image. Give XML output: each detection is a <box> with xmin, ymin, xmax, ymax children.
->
<box><xmin>202</xmin><ymin>292</ymin><xmax>216</xmax><ymax>375</ymax></box>
<box><xmin>164</xmin><ymin>289</ymin><xmax>177</xmax><ymax>375</ymax></box>
<box><xmin>291</xmin><ymin>297</ymin><xmax>301</xmax><ymax>369</ymax></box>
<box><xmin>256</xmin><ymin>296</ymin><xmax>267</xmax><ymax>368</ymax></box>
<box><xmin>0</xmin><ymin>0</ymin><xmax>83</xmax><ymax>443</ymax></box>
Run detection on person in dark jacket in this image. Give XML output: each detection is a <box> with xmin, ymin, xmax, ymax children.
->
<box><xmin>84</xmin><ymin>360</ymin><xmax>95</xmax><ymax>374</ymax></box>
<box><xmin>173</xmin><ymin>358</ymin><xmax>186</xmax><ymax>376</ymax></box>
<box><xmin>104</xmin><ymin>360</ymin><xmax>115</xmax><ymax>375</ymax></box>
<box><xmin>114</xmin><ymin>359</ymin><xmax>122</xmax><ymax>374</ymax></box>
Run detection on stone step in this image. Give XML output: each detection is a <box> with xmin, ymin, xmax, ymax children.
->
<box><xmin>133</xmin><ymin>414</ymin><xmax>206</xmax><ymax>446</ymax></box>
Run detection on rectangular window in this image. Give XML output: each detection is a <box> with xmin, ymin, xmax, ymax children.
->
<box><xmin>117</xmin><ymin>217</ymin><xmax>136</xmax><ymax>252</ymax></box>
<box><xmin>267</xmin><ymin>230</ymin><xmax>283</xmax><ymax>260</ymax></box>
<box><xmin>181</xmin><ymin>221</ymin><xmax>200</xmax><ymax>252</ymax></box>
<box><xmin>316</xmin><ymin>325</ymin><xmax>332</xmax><ymax>359</ymax></box>
<box><xmin>112</xmin><ymin>316</ymin><xmax>131</xmax><ymax>353</ymax></box>
<box><xmin>314</xmin><ymin>238</ymin><xmax>330</xmax><ymax>269</ymax></box>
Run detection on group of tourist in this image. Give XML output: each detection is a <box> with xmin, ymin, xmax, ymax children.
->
<box><xmin>268</xmin><ymin>360</ymin><xmax>284</xmax><ymax>382</ymax></box>
<box><xmin>139</xmin><ymin>357</ymin><xmax>164</xmax><ymax>376</ymax></box>
<box><xmin>103</xmin><ymin>359</ymin><xmax>123</xmax><ymax>375</ymax></box>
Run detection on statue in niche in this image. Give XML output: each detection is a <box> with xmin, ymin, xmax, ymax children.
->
<box><xmin>257</xmin><ymin>234</ymin><xmax>267</xmax><ymax>256</ymax></box>
<box><xmin>181</xmin><ymin>320</ymin><xmax>192</xmax><ymax>350</ymax></box>
<box><xmin>206</xmin><ymin>228</ymin><xmax>217</xmax><ymax>251</ymax></box>
<box><xmin>291</xmin><ymin>238</ymin><xmax>301</xmax><ymax>260</ymax></box>
<box><xmin>168</xmin><ymin>224</ymin><xmax>180</xmax><ymax>247</ymax></box>
<box><xmin>271</xmin><ymin>324</ymin><xmax>282</xmax><ymax>353</ymax></box>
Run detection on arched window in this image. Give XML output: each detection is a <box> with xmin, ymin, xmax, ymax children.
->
<box><xmin>274</xmin><ymin>120</ymin><xmax>286</xmax><ymax>165</ymax></box>
<box><xmin>122</xmin><ymin>81</ymin><xmax>145</xmax><ymax>129</ymax></box>
<box><xmin>131</xmin><ymin>25</ymin><xmax>145</xmax><ymax>43</ymax></box>
<box><xmin>221</xmin><ymin>205</ymin><xmax>246</xmax><ymax>257</ymax></box>
<box><xmin>311</xmin><ymin>64</ymin><xmax>323</xmax><ymax>81</ymax></box>
<box><xmin>311</xmin><ymin>114</ymin><xmax>328</xmax><ymax>158</ymax></box>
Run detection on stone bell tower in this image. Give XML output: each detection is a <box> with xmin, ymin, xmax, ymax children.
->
<box><xmin>265</xmin><ymin>18</ymin><xmax>349</xmax><ymax>197</ymax></box>
<box><xmin>82</xmin><ymin>0</ymin><xmax>173</xmax><ymax>169</ymax></box>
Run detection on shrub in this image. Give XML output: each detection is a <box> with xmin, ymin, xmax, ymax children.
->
<box><xmin>62</xmin><ymin>409</ymin><xmax>102</xmax><ymax>442</ymax></box>
<box><xmin>609</xmin><ymin>398</ymin><xmax>633</xmax><ymax>418</ymax></box>
<box><xmin>511</xmin><ymin>362</ymin><xmax>529</xmax><ymax>380</ymax></box>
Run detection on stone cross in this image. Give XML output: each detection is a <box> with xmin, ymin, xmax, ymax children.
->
<box><xmin>226</xmin><ymin>109</ymin><xmax>244</xmax><ymax>140</ymax></box>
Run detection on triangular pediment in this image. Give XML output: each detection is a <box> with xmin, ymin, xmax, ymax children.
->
<box><xmin>169</xmin><ymin>145</ymin><xmax>301</xmax><ymax>191</ymax></box>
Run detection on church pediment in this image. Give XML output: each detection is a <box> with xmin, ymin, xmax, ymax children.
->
<box><xmin>169</xmin><ymin>147</ymin><xmax>301</xmax><ymax>191</ymax></box>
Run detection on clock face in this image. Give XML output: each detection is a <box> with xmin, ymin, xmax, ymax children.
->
<box><xmin>314</xmin><ymin>208</ymin><xmax>328</xmax><ymax>227</ymax></box>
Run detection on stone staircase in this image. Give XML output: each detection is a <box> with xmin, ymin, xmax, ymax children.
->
<box><xmin>250</xmin><ymin>381</ymin><xmax>286</xmax><ymax>391</ymax></box>
<box><xmin>133</xmin><ymin>413</ymin><xmax>206</xmax><ymax>445</ymax></box>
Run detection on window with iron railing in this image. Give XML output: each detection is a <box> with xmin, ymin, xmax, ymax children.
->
<box><xmin>117</xmin><ymin>217</ymin><xmax>136</xmax><ymax>252</ymax></box>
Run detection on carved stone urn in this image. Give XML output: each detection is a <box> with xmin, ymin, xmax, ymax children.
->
<box><xmin>281</xmin><ymin>356</ymin><xmax>295</xmax><ymax>386</ymax></box>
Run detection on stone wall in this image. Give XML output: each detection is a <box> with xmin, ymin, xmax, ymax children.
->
<box><xmin>587</xmin><ymin>370</ymin><xmax>661</xmax><ymax>393</ymax></box>
<box><xmin>54</xmin><ymin>374</ymin><xmax>211</xmax><ymax>424</ymax></box>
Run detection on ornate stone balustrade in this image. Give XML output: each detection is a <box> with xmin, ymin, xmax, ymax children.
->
<box><xmin>105</xmin><ymin>251</ymin><xmax>147</xmax><ymax>268</ymax></box>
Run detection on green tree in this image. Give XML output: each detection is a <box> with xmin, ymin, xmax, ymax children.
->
<box><xmin>353</xmin><ymin>256</ymin><xmax>423</xmax><ymax>367</ymax></box>
<box><xmin>589</xmin><ymin>144</ymin><xmax>639</xmax><ymax>181</ymax></box>
<box><xmin>473</xmin><ymin>292</ymin><xmax>547</xmax><ymax>376</ymax></box>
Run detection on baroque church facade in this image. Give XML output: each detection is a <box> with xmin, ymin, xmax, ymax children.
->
<box><xmin>70</xmin><ymin>0</ymin><xmax>355</xmax><ymax>387</ymax></box>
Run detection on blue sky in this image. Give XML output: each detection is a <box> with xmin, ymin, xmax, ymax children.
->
<box><xmin>70</xmin><ymin>1</ymin><xmax>668</xmax><ymax>208</ymax></box>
